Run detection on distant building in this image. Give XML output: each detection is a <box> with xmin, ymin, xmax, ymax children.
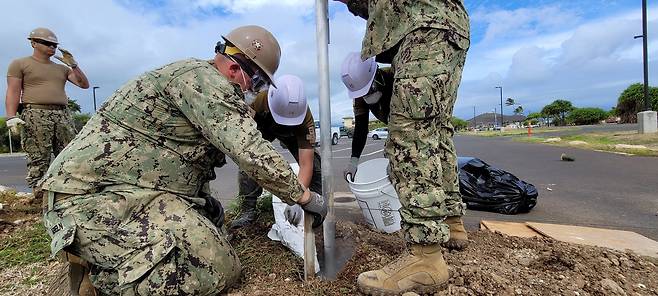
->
<box><xmin>343</xmin><ymin>116</ymin><xmax>354</xmax><ymax>128</ymax></box>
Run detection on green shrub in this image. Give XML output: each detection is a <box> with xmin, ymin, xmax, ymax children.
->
<box><xmin>567</xmin><ymin>108</ymin><xmax>609</xmax><ymax>125</ymax></box>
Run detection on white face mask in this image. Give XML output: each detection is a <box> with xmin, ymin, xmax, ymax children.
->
<box><xmin>238</xmin><ymin>66</ymin><xmax>257</xmax><ymax>105</ymax></box>
<box><xmin>362</xmin><ymin>91</ymin><xmax>382</xmax><ymax>105</ymax></box>
<box><xmin>243</xmin><ymin>91</ymin><xmax>258</xmax><ymax>105</ymax></box>
<box><xmin>237</xmin><ymin>61</ymin><xmax>268</xmax><ymax>105</ymax></box>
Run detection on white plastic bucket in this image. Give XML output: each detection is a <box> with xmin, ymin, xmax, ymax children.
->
<box><xmin>347</xmin><ymin>158</ymin><xmax>401</xmax><ymax>233</ymax></box>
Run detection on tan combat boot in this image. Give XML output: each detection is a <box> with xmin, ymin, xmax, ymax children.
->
<box><xmin>441</xmin><ymin>216</ymin><xmax>469</xmax><ymax>250</ymax></box>
<box><xmin>64</xmin><ymin>252</ymin><xmax>97</xmax><ymax>296</ymax></box>
<box><xmin>357</xmin><ymin>244</ymin><xmax>450</xmax><ymax>295</ymax></box>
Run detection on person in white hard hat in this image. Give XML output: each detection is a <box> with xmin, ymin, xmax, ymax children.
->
<box><xmin>340</xmin><ymin>52</ymin><xmax>394</xmax><ymax>182</ymax></box>
<box><xmin>230</xmin><ymin>74</ymin><xmax>322</xmax><ymax>229</ymax></box>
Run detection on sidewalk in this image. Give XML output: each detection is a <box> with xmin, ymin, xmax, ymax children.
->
<box><xmin>0</xmin><ymin>153</ymin><xmax>26</xmax><ymax>158</ymax></box>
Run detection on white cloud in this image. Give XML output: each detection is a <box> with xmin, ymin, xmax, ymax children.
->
<box><xmin>1</xmin><ymin>1</ymin><xmax>657</xmax><ymax>125</ymax></box>
<box><xmin>455</xmin><ymin>5</ymin><xmax>658</xmax><ymax>119</ymax></box>
<box><xmin>192</xmin><ymin>0</ymin><xmax>314</xmax><ymax>13</ymax></box>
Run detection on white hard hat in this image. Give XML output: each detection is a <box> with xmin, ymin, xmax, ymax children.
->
<box><xmin>341</xmin><ymin>52</ymin><xmax>377</xmax><ymax>99</ymax></box>
<box><xmin>268</xmin><ymin>74</ymin><xmax>307</xmax><ymax>126</ymax></box>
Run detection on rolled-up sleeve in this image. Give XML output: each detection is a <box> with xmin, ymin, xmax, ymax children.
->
<box><xmin>167</xmin><ymin>67</ymin><xmax>304</xmax><ymax>204</ymax></box>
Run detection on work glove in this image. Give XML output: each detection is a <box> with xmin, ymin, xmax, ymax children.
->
<box><xmin>6</xmin><ymin>117</ymin><xmax>25</xmax><ymax>135</ymax></box>
<box><xmin>300</xmin><ymin>191</ymin><xmax>327</xmax><ymax>228</ymax></box>
<box><xmin>54</xmin><ymin>48</ymin><xmax>78</xmax><ymax>68</ymax></box>
<box><xmin>343</xmin><ymin>157</ymin><xmax>359</xmax><ymax>182</ymax></box>
<box><xmin>284</xmin><ymin>204</ymin><xmax>304</xmax><ymax>226</ymax></box>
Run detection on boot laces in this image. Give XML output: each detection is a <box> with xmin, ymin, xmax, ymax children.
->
<box><xmin>383</xmin><ymin>250</ymin><xmax>416</xmax><ymax>273</ymax></box>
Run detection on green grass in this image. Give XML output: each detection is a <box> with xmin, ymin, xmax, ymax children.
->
<box><xmin>0</xmin><ymin>223</ymin><xmax>51</xmax><ymax>270</ymax></box>
<box><xmin>515</xmin><ymin>131</ymin><xmax>658</xmax><ymax>156</ymax></box>
<box><xmin>463</xmin><ymin>127</ymin><xmax>573</xmax><ymax>137</ymax></box>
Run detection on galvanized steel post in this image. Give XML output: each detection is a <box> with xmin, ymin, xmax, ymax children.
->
<box><xmin>314</xmin><ymin>0</ymin><xmax>336</xmax><ymax>280</ymax></box>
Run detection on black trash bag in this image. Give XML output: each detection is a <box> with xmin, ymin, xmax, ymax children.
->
<box><xmin>458</xmin><ymin>157</ymin><xmax>538</xmax><ymax>214</ymax></box>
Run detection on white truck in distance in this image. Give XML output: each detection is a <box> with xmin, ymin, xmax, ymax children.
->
<box><xmin>314</xmin><ymin>121</ymin><xmax>340</xmax><ymax>146</ymax></box>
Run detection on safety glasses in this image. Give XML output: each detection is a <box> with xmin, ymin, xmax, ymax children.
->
<box><xmin>230</xmin><ymin>54</ymin><xmax>269</xmax><ymax>91</ymax></box>
<box><xmin>32</xmin><ymin>39</ymin><xmax>58</xmax><ymax>48</ymax></box>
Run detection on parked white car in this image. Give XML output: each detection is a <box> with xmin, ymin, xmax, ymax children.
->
<box><xmin>368</xmin><ymin>127</ymin><xmax>388</xmax><ymax>140</ymax></box>
<box><xmin>314</xmin><ymin>121</ymin><xmax>341</xmax><ymax>145</ymax></box>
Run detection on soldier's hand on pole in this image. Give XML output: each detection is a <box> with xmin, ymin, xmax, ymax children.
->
<box><xmin>299</xmin><ymin>191</ymin><xmax>327</xmax><ymax>228</ymax></box>
<box><xmin>6</xmin><ymin>117</ymin><xmax>25</xmax><ymax>135</ymax></box>
<box><xmin>344</xmin><ymin>156</ymin><xmax>359</xmax><ymax>182</ymax></box>
<box><xmin>54</xmin><ymin>48</ymin><xmax>78</xmax><ymax>68</ymax></box>
<box><xmin>284</xmin><ymin>204</ymin><xmax>304</xmax><ymax>226</ymax></box>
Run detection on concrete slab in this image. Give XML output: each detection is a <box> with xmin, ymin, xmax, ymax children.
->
<box><xmin>479</xmin><ymin>220</ymin><xmax>543</xmax><ymax>238</ymax></box>
<box><xmin>526</xmin><ymin>222</ymin><xmax>658</xmax><ymax>258</ymax></box>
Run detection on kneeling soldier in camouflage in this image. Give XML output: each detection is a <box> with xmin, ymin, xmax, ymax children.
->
<box><xmin>39</xmin><ymin>25</ymin><xmax>326</xmax><ymax>295</ymax></box>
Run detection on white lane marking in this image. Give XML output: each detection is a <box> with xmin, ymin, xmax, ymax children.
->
<box><xmin>332</xmin><ymin>143</ymin><xmax>380</xmax><ymax>153</ymax></box>
<box><xmin>334</xmin><ymin>149</ymin><xmax>384</xmax><ymax>159</ymax></box>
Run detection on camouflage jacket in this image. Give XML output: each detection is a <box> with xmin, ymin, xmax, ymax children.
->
<box><xmin>39</xmin><ymin>59</ymin><xmax>304</xmax><ymax>203</ymax></box>
<box><xmin>346</xmin><ymin>0</ymin><xmax>470</xmax><ymax>61</ymax></box>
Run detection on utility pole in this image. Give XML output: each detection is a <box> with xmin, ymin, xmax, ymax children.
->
<box><xmin>635</xmin><ymin>0</ymin><xmax>650</xmax><ymax>111</ymax></box>
<box><xmin>634</xmin><ymin>0</ymin><xmax>656</xmax><ymax>134</ymax></box>
<box><xmin>92</xmin><ymin>86</ymin><xmax>100</xmax><ymax>112</ymax></box>
<box><xmin>493</xmin><ymin>108</ymin><xmax>497</xmax><ymax>127</ymax></box>
<box><xmin>495</xmin><ymin>86</ymin><xmax>503</xmax><ymax>127</ymax></box>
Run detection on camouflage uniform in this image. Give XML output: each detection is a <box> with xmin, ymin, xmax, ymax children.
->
<box><xmin>347</xmin><ymin>0</ymin><xmax>470</xmax><ymax>245</ymax></box>
<box><xmin>39</xmin><ymin>59</ymin><xmax>305</xmax><ymax>295</ymax></box>
<box><xmin>20</xmin><ymin>106</ymin><xmax>76</xmax><ymax>187</ymax></box>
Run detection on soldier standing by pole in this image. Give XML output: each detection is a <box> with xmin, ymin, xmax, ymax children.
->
<box><xmin>335</xmin><ymin>0</ymin><xmax>471</xmax><ymax>294</ymax></box>
<box><xmin>4</xmin><ymin>27</ymin><xmax>89</xmax><ymax>205</ymax></box>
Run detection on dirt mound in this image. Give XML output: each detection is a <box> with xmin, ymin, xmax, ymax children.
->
<box><xmin>2</xmin><ymin>205</ymin><xmax>656</xmax><ymax>295</ymax></box>
<box><xmin>227</xmin><ymin>221</ymin><xmax>658</xmax><ymax>295</ymax></box>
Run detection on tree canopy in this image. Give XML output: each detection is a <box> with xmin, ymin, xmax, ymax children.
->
<box><xmin>615</xmin><ymin>83</ymin><xmax>658</xmax><ymax>123</ymax></box>
<box><xmin>567</xmin><ymin>108</ymin><xmax>609</xmax><ymax>125</ymax></box>
<box><xmin>541</xmin><ymin>99</ymin><xmax>575</xmax><ymax>126</ymax></box>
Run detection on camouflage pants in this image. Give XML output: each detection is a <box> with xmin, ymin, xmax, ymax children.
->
<box><xmin>386</xmin><ymin>28</ymin><xmax>469</xmax><ymax>245</ymax></box>
<box><xmin>43</xmin><ymin>186</ymin><xmax>241</xmax><ymax>295</ymax></box>
<box><xmin>20</xmin><ymin>107</ymin><xmax>76</xmax><ymax>187</ymax></box>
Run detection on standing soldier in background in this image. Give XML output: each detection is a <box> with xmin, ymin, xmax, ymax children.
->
<box><xmin>231</xmin><ymin>74</ymin><xmax>323</xmax><ymax>229</ymax></box>
<box><xmin>336</xmin><ymin>0</ymin><xmax>470</xmax><ymax>294</ymax></box>
<box><xmin>4</xmin><ymin>27</ymin><xmax>89</xmax><ymax>204</ymax></box>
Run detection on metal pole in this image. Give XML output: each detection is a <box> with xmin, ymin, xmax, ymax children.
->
<box><xmin>496</xmin><ymin>86</ymin><xmax>504</xmax><ymax>127</ymax></box>
<box><xmin>7</xmin><ymin>129</ymin><xmax>13</xmax><ymax>154</ymax></box>
<box><xmin>315</xmin><ymin>0</ymin><xmax>335</xmax><ymax>280</ymax></box>
<box><xmin>641</xmin><ymin>0</ymin><xmax>650</xmax><ymax>111</ymax></box>
<box><xmin>493</xmin><ymin>108</ymin><xmax>496</xmax><ymax>127</ymax></box>
<box><xmin>92</xmin><ymin>86</ymin><xmax>100</xmax><ymax>112</ymax></box>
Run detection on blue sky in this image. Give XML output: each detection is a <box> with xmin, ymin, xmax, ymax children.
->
<box><xmin>1</xmin><ymin>0</ymin><xmax>656</xmax><ymax>123</ymax></box>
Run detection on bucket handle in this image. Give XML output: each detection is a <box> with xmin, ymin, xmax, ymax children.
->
<box><xmin>380</xmin><ymin>188</ymin><xmax>398</xmax><ymax>199</ymax></box>
<box><xmin>347</xmin><ymin>174</ymin><xmax>391</xmax><ymax>186</ymax></box>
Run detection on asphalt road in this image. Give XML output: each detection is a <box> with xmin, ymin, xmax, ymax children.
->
<box><xmin>2</xmin><ymin>134</ymin><xmax>657</xmax><ymax>240</ymax></box>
